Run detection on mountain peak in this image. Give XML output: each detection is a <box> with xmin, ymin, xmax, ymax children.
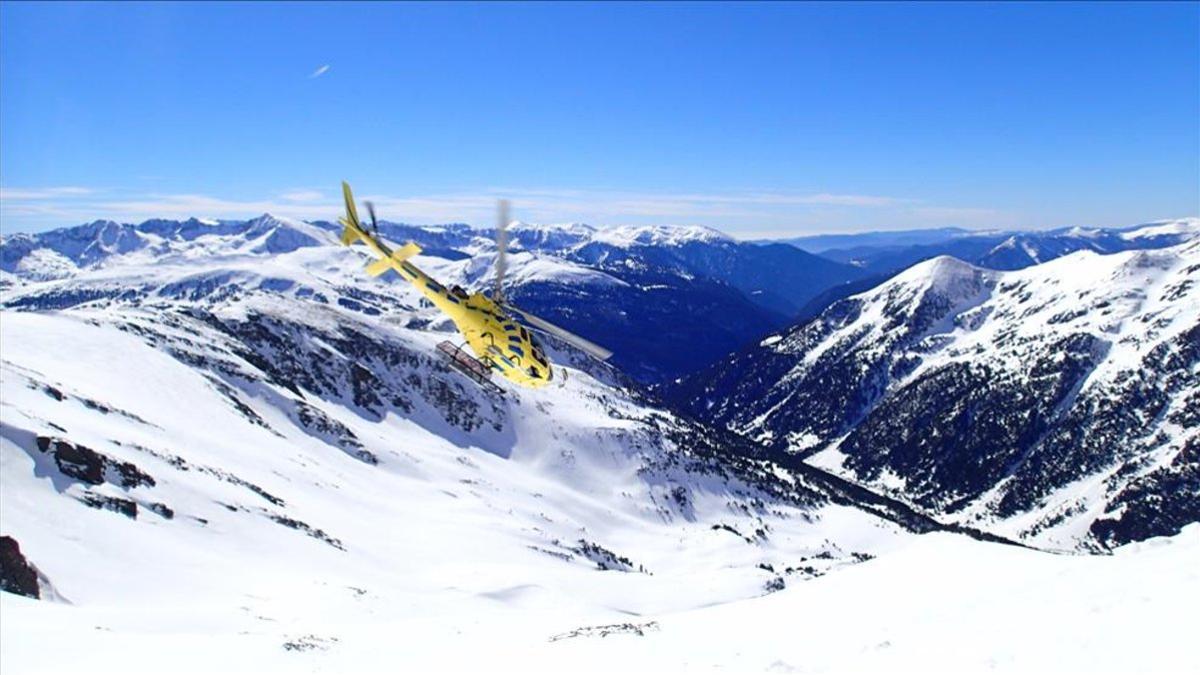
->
<box><xmin>246</xmin><ymin>212</ymin><xmax>290</xmax><ymax>227</ymax></box>
<box><xmin>244</xmin><ymin>214</ymin><xmax>333</xmax><ymax>253</ymax></box>
<box><xmin>894</xmin><ymin>255</ymin><xmax>984</xmax><ymax>289</ymax></box>
<box><xmin>591</xmin><ymin>224</ymin><xmax>734</xmax><ymax>248</ymax></box>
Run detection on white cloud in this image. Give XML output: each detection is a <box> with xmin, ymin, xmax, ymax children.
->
<box><xmin>89</xmin><ymin>193</ymin><xmax>339</xmax><ymax>221</ymax></box>
<box><xmin>792</xmin><ymin>193</ymin><xmax>910</xmax><ymax>207</ymax></box>
<box><xmin>911</xmin><ymin>206</ymin><xmax>1003</xmax><ymax>221</ymax></box>
<box><xmin>0</xmin><ymin>183</ymin><xmax>1017</xmax><ymax>237</ymax></box>
<box><xmin>280</xmin><ymin>190</ymin><xmax>324</xmax><ymax>202</ymax></box>
<box><xmin>0</xmin><ymin>186</ymin><xmax>95</xmax><ymax>200</ymax></box>
<box><xmin>309</xmin><ymin>64</ymin><xmax>330</xmax><ymax>79</ymax></box>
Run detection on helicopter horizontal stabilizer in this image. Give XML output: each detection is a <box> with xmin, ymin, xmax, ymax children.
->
<box><xmin>365</xmin><ymin>258</ymin><xmax>392</xmax><ymax>277</ymax></box>
<box><xmin>363</xmin><ymin>241</ymin><xmax>422</xmax><ymax>277</ymax></box>
<box><xmin>390</xmin><ymin>242</ymin><xmax>422</xmax><ymax>261</ymax></box>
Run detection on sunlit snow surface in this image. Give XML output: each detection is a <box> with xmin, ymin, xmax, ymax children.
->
<box><xmin>0</xmin><ymin>288</ymin><xmax>901</xmax><ymax>672</ymax></box>
<box><xmin>3</xmin><ymin>516</ymin><xmax>1195</xmax><ymax>674</ymax></box>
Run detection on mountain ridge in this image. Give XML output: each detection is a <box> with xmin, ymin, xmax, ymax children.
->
<box><xmin>666</xmin><ymin>240</ymin><xmax>1200</xmax><ymax>551</ymax></box>
<box><xmin>1</xmin><ymin>214</ymin><xmax>864</xmax><ymax>382</ymax></box>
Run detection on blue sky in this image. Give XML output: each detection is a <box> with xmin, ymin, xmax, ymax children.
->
<box><xmin>1</xmin><ymin>1</ymin><xmax>1197</xmax><ymax>236</ymax></box>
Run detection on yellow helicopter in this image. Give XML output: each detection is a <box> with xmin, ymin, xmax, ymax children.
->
<box><xmin>337</xmin><ymin>181</ymin><xmax>611</xmax><ymax>390</ymax></box>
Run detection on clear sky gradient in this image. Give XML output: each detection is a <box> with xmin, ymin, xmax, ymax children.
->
<box><xmin>1</xmin><ymin>1</ymin><xmax>1197</xmax><ymax>237</ymax></box>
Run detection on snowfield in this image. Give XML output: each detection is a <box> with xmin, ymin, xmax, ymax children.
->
<box><xmin>3</xmin><ymin>517</ymin><xmax>1195</xmax><ymax>674</ymax></box>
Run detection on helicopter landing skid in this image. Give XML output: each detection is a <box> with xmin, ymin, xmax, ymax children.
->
<box><xmin>435</xmin><ymin>341</ymin><xmax>505</xmax><ymax>395</ymax></box>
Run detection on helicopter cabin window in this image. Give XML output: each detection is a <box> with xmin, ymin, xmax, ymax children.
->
<box><xmin>519</xmin><ymin>327</ymin><xmax>530</xmax><ymax>341</ymax></box>
<box><xmin>509</xmin><ymin>345</ymin><xmax>525</xmax><ymax>358</ymax></box>
<box><xmin>502</xmin><ymin>323</ymin><xmax>516</xmax><ymax>333</ymax></box>
<box><xmin>532</xmin><ymin>350</ymin><xmax>547</xmax><ymax>366</ymax></box>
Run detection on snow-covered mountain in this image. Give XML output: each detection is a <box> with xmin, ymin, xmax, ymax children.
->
<box><xmin>1</xmin><ymin>215</ymin><xmax>863</xmax><ymax>382</ymax></box>
<box><xmin>668</xmin><ymin>241</ymin><xmax>1200</xmax><ymax>551</ymax></box>
<box><xmin>0</xmin><ymin>215</ymin><xmax>333</xmax><ymax>278</ymax></box>
<box><xmin>2</xmin><ymin>217</ymin><xmax>1197</xmax><ymax>671</ymax></box>
<box><xmin>770</xmin><ymin>219</ymin><xmax>1200</xmax><ymax>328</ymax></box>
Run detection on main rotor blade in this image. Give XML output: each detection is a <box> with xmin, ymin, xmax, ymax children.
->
<box><xmin>494</xmin><ymin>199</ymin><xmax>510</xmax><ymax>301</ymax></box>
<box><xmin>502</xmin><ymin>302</ymin><xmax>612</xmax><ymax>361</ymax></box>
<box><xmin>365</xmin><ymin>200</ymin><xmax>378</xmax><ymax>231</ymax></box>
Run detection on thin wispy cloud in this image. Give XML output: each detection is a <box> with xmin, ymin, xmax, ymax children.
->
<box><xmin>280</xmin><ymin>190</ymin><xmax>325</xmax><ymax>202</ymax></box>
<box><xmin>309</xmin><ymin>64</ymin><xmax>330</xmax><ymax>79</ymax></box>
<box><xmin>0</xmin><ymin>184</ymin><xmax>1019</xmax><ymax>237</ymax></box>
<box><xmin>0</xmin><ymin>186</ymin><xmax>96</xmax><ymax>200</ymax></box>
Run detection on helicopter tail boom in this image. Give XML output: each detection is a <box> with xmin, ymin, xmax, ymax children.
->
<box><xmin>339</xmin><ymin>218</ymin><xmax>363</xmax><ymax>246</ymax></box>
<box><xmin>340</xmin><ymin>180</ymin><xmax>423</xmax><ymax>276</ymax></box>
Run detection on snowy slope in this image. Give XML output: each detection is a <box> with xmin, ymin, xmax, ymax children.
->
<box><xmin>3</xmin><ymin>504</ymin><xmax>1195</xmax><ymax>674</ymax></box>
<box><xmin>670</xmin><ymin>242</ymin><xmax>1200</xmax><ymax>551</ymax></box>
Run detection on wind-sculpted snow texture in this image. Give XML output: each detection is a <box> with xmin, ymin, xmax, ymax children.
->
<box><xmin>671</xmin><ymin>242</ymin><xmax>1200</xmax><ymax>551</ymax></box>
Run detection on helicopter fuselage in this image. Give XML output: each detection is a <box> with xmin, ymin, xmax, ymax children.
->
<box><xmin>398</xmin><ymin>259</ymin><xmax>553</xmax><ymax>388</ymax></box>
<box><xmin>338</xmin><ymin>207</ymin><xmax>552</xmax><ymax>388</ymax></box>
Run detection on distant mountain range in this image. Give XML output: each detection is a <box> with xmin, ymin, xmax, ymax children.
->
<box><xmin>1</xmin><ymin>215</ymin><xmax>865</xmax><ymax>382</ymax></box>
<box><xmin>5</xmin><ymin>216</ymin><xmax>1197</xmax><ymax>384</ymax></box>
<box><xmin>769</xmin><ymin>219</ymin><xmax>1197</xmax><ymax>273</ymax></box>
<box><xmin>764</xmin><ymin>219</ymin><xmax>1199</xmax><ymax>325</ymax></box>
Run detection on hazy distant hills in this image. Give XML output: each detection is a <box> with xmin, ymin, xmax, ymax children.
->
<box><xmin>765</xmin><ymin>218</ymin><xmax>1199</xmax><ymax>325</ymax></box>
<box><xmin>769</xmin><ymin>219</ymin><xmax>1198</xmax><ymax>274</ymax></box>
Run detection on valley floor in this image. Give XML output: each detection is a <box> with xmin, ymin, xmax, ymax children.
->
<box><xmin>4</xmin><ymin>526</ymin><xmax>1196</xmax><ymax>674</ymax></box>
